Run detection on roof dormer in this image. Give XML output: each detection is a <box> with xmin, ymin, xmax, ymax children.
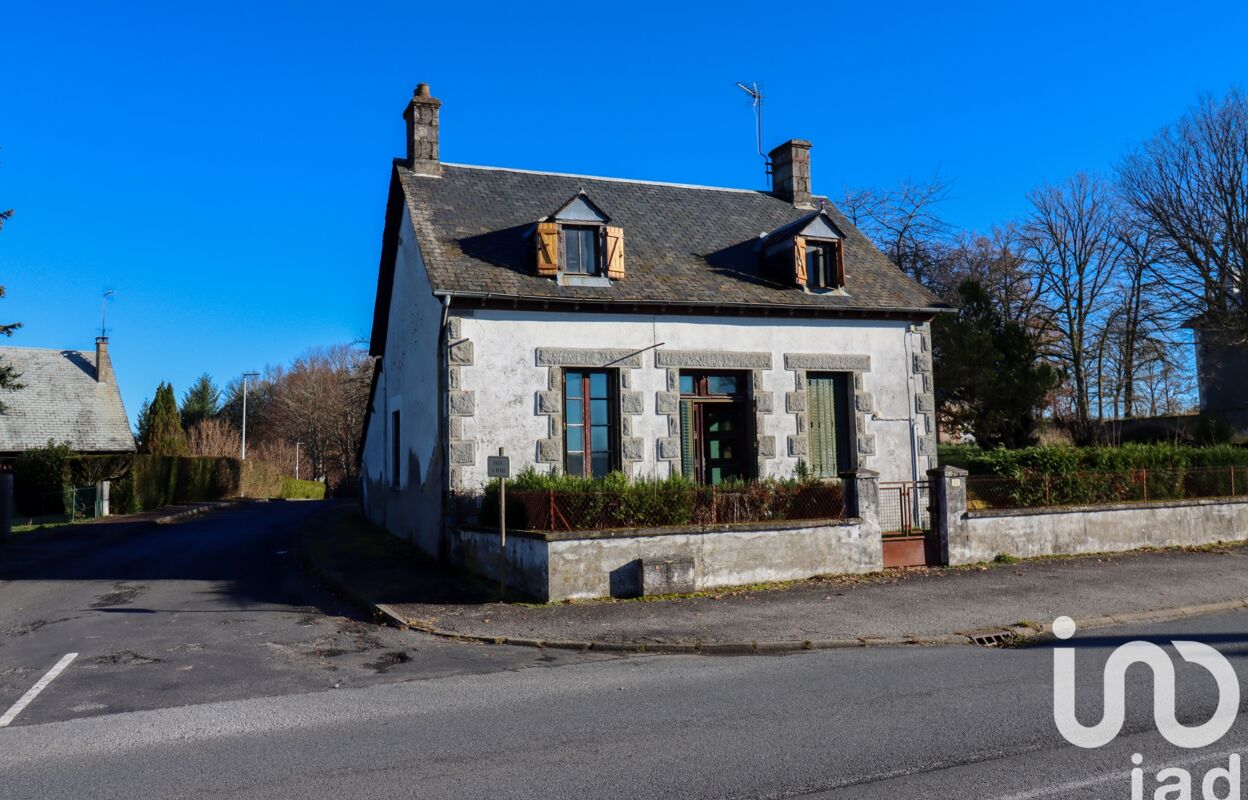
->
<box><xmin>534</xmin><ymin>191</ymin><xmax>625</xmax><ymax>284</ymax></box>
<box><xmin>761</xmin><ymin>210</ymin><xmax>845</xmax><ymax>292</ymax></box>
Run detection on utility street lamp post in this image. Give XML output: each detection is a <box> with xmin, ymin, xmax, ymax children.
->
<box><xmin>240</xmin><ymin>371</ymin><xmax>260</xmax><ymax>461</ymax></box>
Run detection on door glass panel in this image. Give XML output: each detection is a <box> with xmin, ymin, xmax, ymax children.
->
<box><xmin>566</xmin><ymin>399</ymin><xmax>583</xmax><ymax>425</ymax></box>
<box><xmin>590</xmin><ymin>453</ymin><xmax>609</xmax><ymax>478</ymax></box>
<box><xmin>566</xmin><ymin>425</ymin><xmax>583</xmax><ymax>453</ymax></box>
<box><xmin>590</xmin><ymin>399</ymin><xmax>608</xmax><ymax>422</ymax></box>
<box><xmin>589</xmin><ymin>372</ymin><xmax>608</xmax><ymax>398</ymax></box>
<box><xmin>566</xmin><ymin>453</ymin><xmax>584</xmax><ymax>476</ymax></box>
<box><xmin>565</xmin><ymin>372</ymin><xmax>582</xmax><ymax>398</ymax></box>
<box><xmin>590</xmin><ymin>426</ymin><xmax>608</xmax><ymax>451</ymax></box>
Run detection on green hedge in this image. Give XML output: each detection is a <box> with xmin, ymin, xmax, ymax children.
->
<box><xmin>60</xmin><ymin>453</ymin><xmax>313</xmax><ymax>514</ymax></box>
<box><xmin>281</xmin><ymin>477</ymin><xmax>326</xmax><ymax>499</ymax></box>
<box><xmin>479</xmin><ymin>469</ymin><xmax>843</xmax><ymax>531</ymax></box>
<box><xmin>938</xmin><ymin>443</ymin><xmax>1248</xmax><ymax>477</ymax></box>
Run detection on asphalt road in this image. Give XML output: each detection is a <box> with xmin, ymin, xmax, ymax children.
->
<box><xmin>0</xmin><ymin>501</ymin><xmax>619</xmax><ymax>726</ymax></box>
<box><xmin>4</xmin><ymin>502</ymin><xmax>1248</xmax><ymax>799</ymax></box>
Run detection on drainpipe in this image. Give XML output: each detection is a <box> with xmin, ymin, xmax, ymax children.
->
<box><xmin>437</xmin><ymin>292</ymin><xmax>452</xmax><ymax>562</ymax></box>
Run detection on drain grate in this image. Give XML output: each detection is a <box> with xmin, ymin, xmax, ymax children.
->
<box><xmin>969</xmin><ymin>630</ymin><xmax>1014</xmax><ymax>647</ymax></box>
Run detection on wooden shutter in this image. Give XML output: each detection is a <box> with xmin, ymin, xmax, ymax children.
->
<box><xmin>605</xmin><ymin>225</ymin><xmax>625</xmax><ymax>280</ymax></box>
<box><xmin>793</xmin><ymin>236</ymin><xmax>808</xmax><ymax>287</ymax></box>
<box><xmin>535</xmin><ymin>221</ymin><xmax>559</xmax><ymax>276</ymax></box>
<box><xmin>808</xmin><ymin>375</ymin><xmax>838</xmax><ymax>478</ymax></box>
<box><xmin>679</xmin><ymin>399</ymin><xmax>697</xmax><ymax>480</ymax></box>
<box><xmin>834</xmin><ymin>240</ymin><xmax>845</xmax><ymax>288</ymax></box>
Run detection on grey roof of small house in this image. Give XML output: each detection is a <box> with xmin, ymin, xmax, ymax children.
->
<box><xmin>0</xmin><ymin>346</ymin><xmax>135</xmax><ymax>454</ymax></box>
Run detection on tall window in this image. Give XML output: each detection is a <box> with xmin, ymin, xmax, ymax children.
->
<box><xmin>564</xmin><ymin>370</ymin><xmax>616</xmax><ymax>478</ymax></box>
<box><xmin>679</xmin><ymin>371</ymin><xmax>752</xmax><ymax>485</ymax></box>
<box><xmin>807</xmin><ymin>373</ymin><xmax>853</xmax><ymax>478</ymax></box>
<box><xmin>562</xmin><ymin>225</ymin><xmax>601</xmax><ymax>275</ymax></box>
<box><xmin>391</xmin><ymin>410</ymin><xmax>401</xmax><ymax>488</ymax></box>
<box><xmin>806</xmin><ymin>241</ymin><xmax>842</xmax><ymax>290</ymax></box>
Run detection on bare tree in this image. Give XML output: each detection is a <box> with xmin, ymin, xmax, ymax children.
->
<box><xmin>1022</xmin><ymin>173</ymin><xmax>1124</xmax><ymax>437</ymax></box>
<box><xmin>1118</xmin><ymin>90</ymin><xmax>1248</xmax><ymax>341</ymax></box>
<box><xmin>187</xmin><ymin>418</ymin><xmax>241</xmax><ymax>458</ymax></box>
<box><xmin>841</xmin><ymin>174</ymin><xmax>955</xmax><ymax>292</ymax></box>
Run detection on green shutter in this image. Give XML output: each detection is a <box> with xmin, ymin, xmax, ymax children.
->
<box><xmin>680</xmin><ymin>399</ymin><xmax>696</xmax><ymax>479</ymax></box>
<box><xmin>808</xmin><ymin>375</ymin><xmax>839</xmax><ymax>478</ymax></box>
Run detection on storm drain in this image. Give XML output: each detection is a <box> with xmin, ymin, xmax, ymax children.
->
<box><xmin>968</xmin><ymin>630</ymin><xmax>1014</xmax><ymax>648</ymax></box>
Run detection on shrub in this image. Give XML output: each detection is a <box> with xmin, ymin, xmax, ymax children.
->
<box><xmin>941</xmin><ymin>443</ymin><xmax>1248</xmax><ymax>477</ymax></box>
<box><xmin>281</xmin><ymin>477</ymin><xmax>326</xmax><ymax>499</ymax></box>
<box><xmin>478</xmin><ymin>469</ymin><xmax>841</xmax><ymax>531</ymax></box>
<box><xmin>14</xmin><ymin>440</ymin><xmax>76</xmax><ymax>516</ymax></box>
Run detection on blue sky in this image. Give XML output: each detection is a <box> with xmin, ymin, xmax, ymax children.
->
<box><xmin>2</xmin><ymin>1</ymin><xmax>1245</xmax><ymax>425</ymax></box>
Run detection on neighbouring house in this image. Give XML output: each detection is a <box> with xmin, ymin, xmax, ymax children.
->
<box><xmin>0</xmin><ymin>337</ymin><xmax>134</xmax><ymax>458</ymax></box>
<box><xmin>359</xmin><ymin>85</ymin><xmax>948</xmax><ymax>595</ymax></box>
<box><xmin>1191</xmin><ymin>320</ymin><xmax>1248</xmax><ymax>440</ymax></box>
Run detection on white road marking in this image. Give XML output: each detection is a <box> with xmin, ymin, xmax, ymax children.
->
<box><xmin>0</xmin><ymin>653</ymin><xmax>78</xmax><ymax>728</ymax></box>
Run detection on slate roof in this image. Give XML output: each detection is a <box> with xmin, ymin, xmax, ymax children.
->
<box><xmin>0</xmin><ymin>346</ymin><xmax>135</xmax><ymax>454</ymax></box>
<box><xmin>371</xmin><ymin>162</ymin><xmax>947</xmax><ymax>354</ymax></box>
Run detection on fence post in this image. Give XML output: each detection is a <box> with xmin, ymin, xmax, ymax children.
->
<box><xmin>926</xmin><ymin>466</ymin><xmax>968</xmax><ymax>566</ymax></box>
<box><xmin>711</xmin><ymin>486</ymin><xmax>717</xmax><ymax>525</ymax></box>
<box><xmin>1142</xmin><ymin>468</ymin><xmax>1149</xmax><ymax>503</ymax></box>
<box><xmin>547</xmin><ymin>489</ymin><xmax>555</xmax><ymax>532</ymax></box>
<box><xmin>0</xmin><ymin>464</ymin><xmax>11</xmax><ymax>544</ymax></box>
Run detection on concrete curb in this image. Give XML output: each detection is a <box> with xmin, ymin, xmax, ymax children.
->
<box><xmin>369</xmin><ymin>597</ymin><xmax>1248</xmax><ymax>656</ymax></box>
<box><xmin>154</xmin><ymin>502</ymin><xmax>236</xmax><ymax>525</ymax></box>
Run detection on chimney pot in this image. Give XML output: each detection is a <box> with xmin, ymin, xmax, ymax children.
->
<box><xmin>95</xmin><ymin>336</ymin><xmax>112</xmax><ymax>384</ymax></box>
<box><xmin>768</xmin><ymin>139</ymin><xmax>813</xmax><ymax>206</ymax></box>
<box><xmin>403</xmin><ymin>83</ymin><xmax>443</xmax><ymax>177</ymax></box>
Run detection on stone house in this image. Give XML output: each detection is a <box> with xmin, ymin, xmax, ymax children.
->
<box><xmin>0</xmin><ymin>337</ymin><xmax>134</xmax><ymax>458</ymax></box>
<box><xmin>360</xmin><ymin>84</ymin><xmax>947</xmax><ymax>558</ymax></box>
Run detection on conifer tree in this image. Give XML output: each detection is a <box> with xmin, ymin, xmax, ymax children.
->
<box><xmin>143</xmin><ymin>382</ymin><xmax>189</xmax><ymax>456</ymax></box>
<box><xmin>180</xmin><ymin>373</ymin><xmax>221</xmax><ymax>429</ymax></box>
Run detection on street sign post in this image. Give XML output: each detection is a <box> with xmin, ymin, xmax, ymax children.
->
<box><xmin>488</xmin><ymin>449</ymin><xmax>510</xmax><ymax>597</ymax></box>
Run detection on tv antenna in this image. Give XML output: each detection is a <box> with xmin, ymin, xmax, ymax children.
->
<box><xmin>100</xmin><ymin>289</ymin><xmax>115</xmax><ymax>338</ymax></box>
<box><xmin>735</xmin><ymin>81</ymin><xmax>770</xmax><ymax>186</ymax></box>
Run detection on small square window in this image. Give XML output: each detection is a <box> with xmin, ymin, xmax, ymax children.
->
<box><xmin>806</xmin><ymin>241</ymin><xmax>841</xmax><ymax>289</ymax></box>
<box><xmin>562</xmin><ymin>226</ymin><xmax>601</xmax><ymax>275</ymax></box>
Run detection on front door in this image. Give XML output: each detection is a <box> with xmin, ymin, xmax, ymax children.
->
<box><xmin>679</xmin><ymin>371</ymin><xmax>751</xmax><ymax>485</ymax></box>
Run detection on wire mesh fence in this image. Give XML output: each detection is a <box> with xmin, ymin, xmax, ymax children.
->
<box><xmin>451</xmin><ymin>482</ymin><xmax>848</xmax><ymax>533</ymax></box>
<box><xmin>877</xmin><ymin>481</ymin><xmax>931</xmax><ymax>536</ymax></box>
<box><xmin>15</xmin><ymin>485</ymin><xmax>101</xmax><ymax>527</ymax></box>
<box><xmin>966</xmin><ymin>466</ymin><xmax>1248</xmax><ymax>511</ymax></box>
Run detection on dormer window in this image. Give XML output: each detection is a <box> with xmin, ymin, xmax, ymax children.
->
<box><xmin>562</xmin><ymin>225</ymin><xmax>601</xmax><ymax>275</ymax></box>
<box><xmin>805</xmin><ymin>239</ymin><xmax>843</xmax><ymax>290</ymax></box>
<box><xmin>761</xmin><ymin>210</ymin><xmax>846</xmax><ymax>292</ymax></box>
<box><xmin>534</xmin><ymin>191</ymin><xmax>626</xmax><ymax>282</ymax></box>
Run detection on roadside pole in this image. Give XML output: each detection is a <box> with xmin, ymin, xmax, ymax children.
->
<box><xmin>487</xmin><ymin>448</ymin><xmax>511</xmax><ymax>599</ymax></box>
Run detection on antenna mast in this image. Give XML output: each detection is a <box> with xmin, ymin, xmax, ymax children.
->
<box><xmin>100</xmin><ymin>289</ymin><xmax>115</xmax><ymax>338</ymax></box>
<box><xmin>735</xmin><ymin>81</ymin><xmax>770</xmax><ymax>186</ymax></box>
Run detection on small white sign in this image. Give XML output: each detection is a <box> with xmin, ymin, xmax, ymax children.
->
<box><xmin>487</xmin><ymin>455</ymin><xmax>511</xmax><ymax>479</ymax></box>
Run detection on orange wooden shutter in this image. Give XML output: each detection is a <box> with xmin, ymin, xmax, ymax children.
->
<box><xmin>835</xmin><ymin>240</ymin><xmax>845</xmax><ymax>287</ymax></box>
<box><xmin>793</xmin><ymin>236</ymin><xmax>808</xmax><ymax>287</ymax></box>
<box><xmin>536</xmin><ymin>221</ymin><xmax>559</xmax><ymax>276</ymax></box>
<box><xmin>605</xmin><ymin>225</ymin><xmax>625</xmax><ymax>280</ymax></box>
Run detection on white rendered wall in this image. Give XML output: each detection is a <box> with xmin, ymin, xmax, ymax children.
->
<box><xmin>455</xmin><ymin>309</ymin><xmax>927</xmax><ymax>488</ymax></box>
<box><xmin>361</xmin><ymin>210</ymin><xmax>444</xmax><ymax>554</ymax></box>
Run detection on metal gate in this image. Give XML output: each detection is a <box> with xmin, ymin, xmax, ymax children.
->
<box><xmin>878</xmin><ymin>481</ymin><xmax>939</xmax><ymax>567</ymax></box>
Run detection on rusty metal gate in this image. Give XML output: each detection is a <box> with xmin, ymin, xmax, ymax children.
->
<box><xmin>878</xmin><ymin>480</ymin><xmax>939</xmax><ymax>567</ymax></box>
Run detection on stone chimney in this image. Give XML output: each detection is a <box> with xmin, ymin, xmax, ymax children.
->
<box><xmin>95</xmin><ymin>336</ymin><xmax>112</xmax><ymax>384</ymax></box>
<box><xmin>403</xmin><ymin>83</ymin><xmax>442</xmax><ymax>176</ymax></box>
<box><xmin>769</xmin><ymin>139</ymin><xmax>813</xmax><ymax>206</ymax></box>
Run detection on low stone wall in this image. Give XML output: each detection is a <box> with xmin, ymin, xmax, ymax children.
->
<box><xmin>450</xmin><ymin>517</ymin><xmax>880</xmax><ymax>602</ymax></box>
<box><xmin>928</xmin><ymin>466</ymin><xmax>1248</xmax><ymax>566</ymax></box>
<box><xmin>950</xmin><ymin>498</ymin><xmax>1248</xmax><ymax>564</ymax></box>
